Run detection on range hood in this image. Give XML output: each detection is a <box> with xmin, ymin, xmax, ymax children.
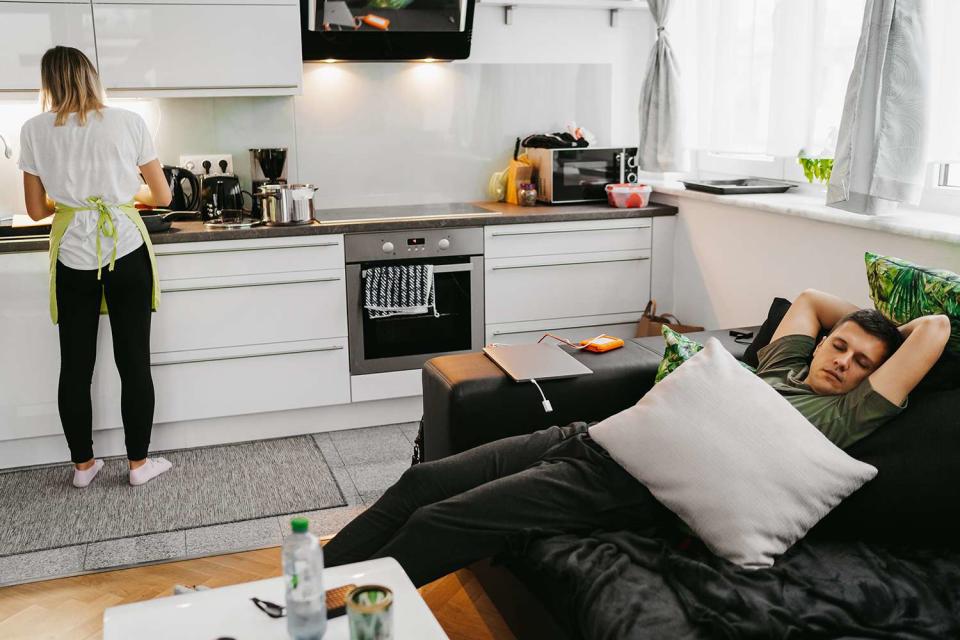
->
<box><xmin>301</xmin><ymin>0</ymin><xmax>475</xmax><ymax>61</ymax></box>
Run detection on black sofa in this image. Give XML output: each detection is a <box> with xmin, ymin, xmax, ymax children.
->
<box><xmin>421</xmin><ymin>329</ymin><xmax>960</xmax><ymax>639</ymax></box>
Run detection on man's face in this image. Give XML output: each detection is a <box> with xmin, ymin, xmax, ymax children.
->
<box><xmin>806</xmin><ymin>321</ymin><xmax>889</xmax><ymax>395</ymax></box>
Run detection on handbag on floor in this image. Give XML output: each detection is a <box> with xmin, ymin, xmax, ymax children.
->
<box><xmin>635</xmin><ymin>299</ymin><xmax>704</xmax><ymax>337</ymax></box>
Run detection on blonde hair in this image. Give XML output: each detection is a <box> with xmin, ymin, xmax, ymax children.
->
<box><xmin>40</xmin><ymin>46</ymin><xmax>105</xmax><ymax>126</ymax></box>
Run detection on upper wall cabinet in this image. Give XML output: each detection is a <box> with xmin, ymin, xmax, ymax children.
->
<box><xmin>0</xmin><ymin>2</ymin><xmax>97</xmax><ymax>92</ymax></box>
<box><xmin>93</xmin><ymin>1</ymin><xmax>303</xmax><ymax>96</ymax></box>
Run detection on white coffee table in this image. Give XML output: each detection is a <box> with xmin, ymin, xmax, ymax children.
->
<box><xmin>102</xmin><ymin>557</ymin><xmax>448</xmax><ymax>639</ymax></box>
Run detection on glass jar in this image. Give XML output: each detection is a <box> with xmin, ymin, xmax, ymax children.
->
<box><xmin>517</xmin><ymin>182</ymin><xmax>538</xmax><ymax>207</ymax></box>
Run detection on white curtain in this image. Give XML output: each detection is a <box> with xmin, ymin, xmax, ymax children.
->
<box><xmin>827</xmin><ymin>0</ymin><xmax>929</xmax><ymax>214</ymax></box>
<box><xmin>637</xmin><ymin>0</ymin><xmax>684</xmax><ymax>172</ymax></box>
<box><xmin>672</xmin><ymin>0</ymin><xmax>864</xmax><ymax>158</ymax></box>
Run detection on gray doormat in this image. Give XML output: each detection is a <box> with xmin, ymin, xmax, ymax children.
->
<box><xmin>0</xmin><ymin>435</ymin><xmax>345</xmax><ymax>557</ymax></box>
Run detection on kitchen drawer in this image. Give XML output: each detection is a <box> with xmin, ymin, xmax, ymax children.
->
<box><xmin>152</xmin><ymin>270</ymin><xmax>347</xmax><ymax>353</ymax></box>
<box><xmin>484</xmin><ymin>219</ymin><xmax>651</xmax><ymax>259</ymax></box>
<box><xmin>485</xmin><ymin>250</ymin><xmax>650</xmax><ymax>324</ymax></box>
<box><xmin>486</xmin><ymin>315</ymin><xmax>641</xmax><ymax>346</ymax></box>
<box><xmin>150</xmin><ymin>339</ymin><xmax>350</xmax><ymax>424</ymax></box>
<box><xmin>155</xmin><ymin>236</ymin><xmax>344</xmax><ymax>280</ymax></box>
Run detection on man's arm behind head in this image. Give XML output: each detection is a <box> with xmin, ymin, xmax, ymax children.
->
<box><xmin>869</xmin><ymin>315</ymin><xmax>952</xmax><ymax>407</ymax></box>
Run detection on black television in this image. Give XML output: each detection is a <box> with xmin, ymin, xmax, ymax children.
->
<box><xmin>301</xmin><ymin>0</ymin><xmax>476</xmax><ymax>61</ymax></box>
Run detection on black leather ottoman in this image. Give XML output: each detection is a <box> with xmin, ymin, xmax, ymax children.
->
<box><xmin>420</xmin><ymin>327</ymin><xmax>758</xmax><ymax>462</ymax></box>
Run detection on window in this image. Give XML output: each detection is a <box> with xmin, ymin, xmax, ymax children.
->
<box><xmin>940</xmin><ymin>164</ymin><xmax>960</xmax><ymax>189</ymax></box>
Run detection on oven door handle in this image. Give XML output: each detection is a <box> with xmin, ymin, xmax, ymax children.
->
<box><xmin>432</xmin><ymin>263</ymin><xmax>473</xmax><ymax>274</ymax></box>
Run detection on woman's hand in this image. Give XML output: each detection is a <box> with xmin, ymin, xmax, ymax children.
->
<box><xmin>135</xmin><ymin>159</ymin><xmax>172</xmax><ymax>208</ymax></box>
<box><xmin>23</xmin><ymin>172</ymin><xmax>55</xmax><ymax>221</ymax></box>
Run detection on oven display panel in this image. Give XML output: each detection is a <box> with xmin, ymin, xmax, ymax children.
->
<box><xmin>407</xmin><ymin>238</ymin><xmax>425</xmax><ymax>246</ymax></box>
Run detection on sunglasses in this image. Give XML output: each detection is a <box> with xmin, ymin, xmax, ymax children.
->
<box><xmin>251</xmin><ymin>597</ymin><xmax>286</xmax><ymax>619</ymax></box>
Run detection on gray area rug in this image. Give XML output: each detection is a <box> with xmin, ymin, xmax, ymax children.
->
<box><xmin>0</xmin><ymin>435</ymin><xmax>345</xmax><ymax>556</ymax></box>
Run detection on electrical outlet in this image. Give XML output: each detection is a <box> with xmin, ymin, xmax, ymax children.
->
<box><xmin>179</xmin><ymin>154</ymin><xmax>234</xmax><ymax>177</ymax></box>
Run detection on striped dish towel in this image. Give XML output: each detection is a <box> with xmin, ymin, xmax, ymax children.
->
<box><xmin>362</xmin><ymin>264</ymin><xmax>439</xmax><ymax>319</ymax></box>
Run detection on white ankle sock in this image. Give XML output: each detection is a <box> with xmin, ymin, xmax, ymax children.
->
<box><xmin>129</xmin><ymin>457</ymin><xmax>173</xmax><ymax>486</ymax></box>
<box><xmin>73</xmin><ymin>459</ymin><xmax>104</xmax><ymax>488</ymax></box>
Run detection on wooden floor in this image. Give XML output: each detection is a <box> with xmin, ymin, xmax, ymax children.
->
<box><xmin>0</xmin><ymin>547</ymin><xmax>516</xmax><ymax>640</ymax></box>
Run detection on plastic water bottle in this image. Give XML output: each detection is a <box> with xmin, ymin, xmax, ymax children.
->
<box><xmin>283</xmin><ymin>517</ymin><xmax>327</xmax><ymax>639</ymax></box>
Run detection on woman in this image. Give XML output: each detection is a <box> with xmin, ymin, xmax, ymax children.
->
<box><xmin>21</xmin><ymin>46</ymin><xmax>174</xmax><ymax>488</ymax></box>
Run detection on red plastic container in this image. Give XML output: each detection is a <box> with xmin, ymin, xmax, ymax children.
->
<box><xmin>605</xmin><ymin>183</ymin><xmax>652</xmax><ymax>208</ymax></box>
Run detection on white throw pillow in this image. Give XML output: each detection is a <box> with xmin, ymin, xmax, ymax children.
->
<box><xmin>588</xmin><ymin>338</ymin><xmax>877</xmax><ymax>568</ymax></box>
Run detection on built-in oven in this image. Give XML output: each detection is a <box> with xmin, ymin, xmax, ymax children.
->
<box><xmin>525</xmin><ymin>146</ymin><xmax>640</xmax><ymax>203</ymax></box>
<box><xmin>345</xmin><ymin>227</ymin><xmax>484</xmax><ymax>375</ymax></box>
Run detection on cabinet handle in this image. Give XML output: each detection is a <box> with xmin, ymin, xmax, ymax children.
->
<box><xmin>489</xmin><ymin>225</ymin><xmax>649</xmax><ymax>237</ymax></box>
<box><xmin>162</xmin><ymin>276</ymin><xmax>341</xmax><ymax>293</ymax></box>
<box><xmin>490</xmin><ymin>257</ymin><xmax>649</xmax><ymax>271</ymax></box>
<box><xmin>156</xmin><ymin>241</ymin><xmax>340</xmax><ymax>256</ymax></box>
<box><xmin>492</xmin><ymin>319</ymin><xmax>642</xmax><ymax>336</ymax></box>
<box><xmin>432</xmin><ymin>263</ymin><xmax>473</xmax><ymax>273</ymax></box>
<box><xmin>106</xmin><ymin>85</ymin><xmax>296</xmax><ymax>91</ymax></box>
<box><xmin>152</xmin><ymin>345</ymin><xmax>344</xmax><ymax>367</ymax></box>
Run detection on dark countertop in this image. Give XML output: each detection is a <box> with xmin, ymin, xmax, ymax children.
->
<box><xmin>0</xmin><ymin>201</ymin><xmax>677</xmax><ymax>255</ymax></box>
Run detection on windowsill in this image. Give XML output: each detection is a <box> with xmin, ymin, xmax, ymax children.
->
<box><xmin>649</xmin><ymin>183</ymin><xmax>960</xmax><ymax>246</ymax></box>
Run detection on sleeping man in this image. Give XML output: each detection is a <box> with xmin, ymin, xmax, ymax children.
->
<box><xmin>323</xmin><ymin>289</ymin><xmax>950</xmax><ymax>586</ymax></box>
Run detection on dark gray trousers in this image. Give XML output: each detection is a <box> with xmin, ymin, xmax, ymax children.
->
<box><xmin>323</xmin><ymin>423</ymin><xmax>671</xmax><ymax>587</ymax></box>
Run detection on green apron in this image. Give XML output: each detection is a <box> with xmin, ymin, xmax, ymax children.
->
<box><xmin>48</xmin><ymin>196</ymin><xmax>161</xmax><ymax>324</ymax></box>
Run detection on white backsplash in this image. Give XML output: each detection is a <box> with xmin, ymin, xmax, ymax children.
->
<box><xmin>295</xmin><ymin>62</ymin><xmax>613</xmax><ymax>209</ymax></box>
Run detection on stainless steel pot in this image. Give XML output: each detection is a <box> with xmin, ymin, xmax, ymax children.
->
<box><xmin>257</xmin><ymin>183</ymin><xmax>317</xmax><ymax>225</ymax></box>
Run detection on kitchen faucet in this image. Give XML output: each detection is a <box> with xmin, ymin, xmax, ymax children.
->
<box><xmin>0</xmin><ymin>134</ymin><xmax>11</xmax><ymax>159</ymax></box>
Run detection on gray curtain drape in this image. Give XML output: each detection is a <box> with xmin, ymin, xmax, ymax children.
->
<box><xmin>637</xmin><ymin>0</ymin><xmax>683</xmax><ymax>172</ymax></box>
<box><xmin>827</xmin><ymin>0</ymin><xmax>929</xmax><ymax>215</ymax></box>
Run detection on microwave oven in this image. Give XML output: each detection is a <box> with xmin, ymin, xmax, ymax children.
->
<box><xmin>525</xmin><ymin>146</ymin><xmax>639</xmax><ymax>204</ymax></box>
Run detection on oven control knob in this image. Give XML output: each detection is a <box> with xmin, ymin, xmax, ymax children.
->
<box><xmin>382</xmin><ymin>241</ymin><xmax>395</xmax><ymax>253</ymax></box>
<box><xmin>438</xmin><ymin>238</ymin><xmax>450</xmax><ymax>250</ymax></box>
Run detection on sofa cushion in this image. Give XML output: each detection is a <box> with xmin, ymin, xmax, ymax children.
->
<box><xmin>866</xmin><ymin>251</ymin><xmax>960</xmax><ymax>355</ymax></box>
<box><xmin>743</xmin><ymin>297</ymin><xmax>792</xmax><ymax>368</ymax></box>
<box><xmin>589</xmin><ymin>338</ymin><xmax>877</xmax><ymax>568</ymax></box>
<box><xmin>655</xmin><ymin>325</ymin><xmax>756</xmax><ymax>383</ymax></box>
<box><xmin>813</xmin><ymin>387</ymin><xmax>960</xmax><ymax>543</ymax></box>
<box><xmin>421</xmin><ymin>341</ymin><xmax>664</xmax><ymax>461</ymax></box>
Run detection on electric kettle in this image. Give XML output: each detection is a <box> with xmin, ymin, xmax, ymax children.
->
<box><xmin>162</xmin><ymin>165</ymin><xmax>201</xmax><ymax>212</ymax></box>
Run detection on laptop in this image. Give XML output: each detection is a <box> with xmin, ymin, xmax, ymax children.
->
<box><xmin>483</xmin><ymin>343</ymin><xmax>594</xmax><ymax>382</ymax></box>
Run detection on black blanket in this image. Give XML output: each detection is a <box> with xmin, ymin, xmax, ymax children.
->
<box><xmin>513</xmin><ymin>531</ymin><xmax>960</xmax><ymax>639</ymax></box>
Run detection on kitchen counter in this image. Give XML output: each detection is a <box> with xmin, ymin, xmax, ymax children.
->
<box><xmin>0</xmin><ymin>201</ymin><xmax>677</xmax><ymax>254</ymax></box>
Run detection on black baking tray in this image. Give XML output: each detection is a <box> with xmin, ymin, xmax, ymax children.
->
<box><xmin>681</xmin><ymin>178</ymin><xmax>797</xmax><ymax>195</ymax></box>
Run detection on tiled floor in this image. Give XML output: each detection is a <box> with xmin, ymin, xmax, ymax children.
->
<box><xmin>0</xmin><ymin>421</ymin><xmax>418</xmax><ymax>587</ymax></box>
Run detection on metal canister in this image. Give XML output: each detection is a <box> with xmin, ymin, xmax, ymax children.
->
<box><xmin>347</xmin><ymin>585</ymin><xmax>393</xmax><ymax>640</ymax></box>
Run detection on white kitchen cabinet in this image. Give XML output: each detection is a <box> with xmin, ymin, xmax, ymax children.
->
<box><xmin>93</xmin><ymin>2</ymin><xmax>302</xmax><ymax>96</ymax></box>
<box><xmin>486</xmin><ymin>315</ymin><xmax>640</xmax><ymax>346</ymax></box>
<box><xmin>152</xmin><ymin>270</ymin><xmax>347</xmax><ymax>354</ymax></box>
<box><xmin>0</xmin><ymin>251</ymin><xmax>61</xmax><ymax>442</ymax></box>
<box><xmin>154</xmin><ymin>236</ymin><xmax>344</xmax><ymax>280</ymax></box>
<box><xmin>485</xmin><ymin>250</ymin><xmax>651</xmax><ymax>324</ymax></box>
<box><xmin>0</xmin><ymin>2</ymin><xmax>97</xmax><ymax>92</ymax></box>
<box><xmin>484</xmin><ymin>217</ymin><xmax>666</xmax><ymax>346</ymax></box>
<box><xmin>149</xmin><ymin>338</ymin><xmax>350</xmax><ymax>424</ymax></box>
<box><xmin>484</xmin><ymin>218</ymin><xmax>651</xmax><ymax>259</ymax></box>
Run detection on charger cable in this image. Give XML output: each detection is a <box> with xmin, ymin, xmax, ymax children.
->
<box><xmin>538</xmin><ymin>332</ymin><xmax>606</xmax><ymax>350</ymax></box>
<box><xmin>530</xmin><ymin>378</ymin><xmax>553</xmax><ymax>413</ymax></box>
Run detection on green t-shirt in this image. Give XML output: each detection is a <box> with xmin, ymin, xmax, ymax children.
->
<box><xmin>756</xmin><ymin>334</ymin><xmax>905</xmax><ymax>449</ymax></box>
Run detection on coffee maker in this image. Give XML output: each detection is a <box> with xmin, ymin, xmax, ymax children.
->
<box><xmin>250</xmin><ymin>148</ymin><xmax>288</xmax><ymax>217</ymax></box>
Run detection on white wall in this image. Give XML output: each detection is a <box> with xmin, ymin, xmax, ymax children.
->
<box><xmin>669</xmin><ymin>197</ymin><xmax>960</xmax><ymax>329</ymax></box>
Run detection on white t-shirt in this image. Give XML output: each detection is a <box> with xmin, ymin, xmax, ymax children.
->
<box><xmin>18</xmin><ymin>107</ymin><xmax>157</xmax><ymax>270</ymax></box>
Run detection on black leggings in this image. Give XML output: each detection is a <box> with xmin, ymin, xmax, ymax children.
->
<box><xmin>56</xmin><ymin>244</ymin><xmax>155</xmax><ymax>463</ymax></box>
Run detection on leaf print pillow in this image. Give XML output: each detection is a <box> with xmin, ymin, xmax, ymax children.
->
<box><xmin>655</xmin><ymin>325</ymin><xmax>755</xmax><ymax>383</ymax></box>
<box><xmin>865</xmin><ymin>252</ymin><xmax>960</xmax><ymax>355</ymax></box>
